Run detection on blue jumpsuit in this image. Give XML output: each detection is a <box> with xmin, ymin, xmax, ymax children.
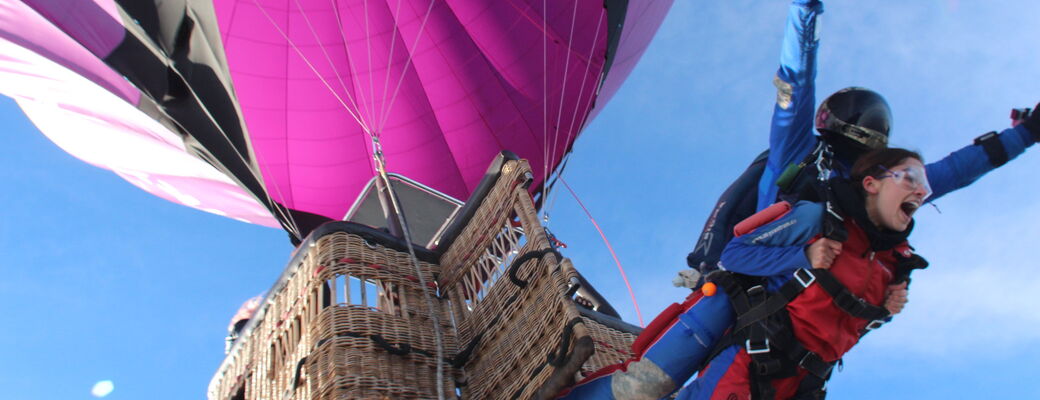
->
<box><xmin>759</xmin><ymin>0</ymin><xmax>1033</xmax><ymax>211</ymax></box>
<box><xmin>561</xmin><ymin>1</ymin><xmax>1036</xmax><ymax>398</ymax></box>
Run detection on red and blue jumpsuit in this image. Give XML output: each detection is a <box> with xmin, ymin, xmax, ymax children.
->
<box><xmin>677</xmin><ymin>201</ymin><xmax>909</xmax><ymax>399</ymax></box>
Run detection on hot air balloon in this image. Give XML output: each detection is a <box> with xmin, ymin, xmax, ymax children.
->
<box><xmin>0</xmin><ymin>0</ymin><xmax>671</xmax><ymax>245</ymax></box>
<box><xmin>1</xmin><ymin>1</ymin><xmax>672</xmax><ymax>399</ymax></box>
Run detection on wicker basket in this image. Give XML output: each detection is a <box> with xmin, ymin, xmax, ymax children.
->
<box><xmin>210</xmin><ymin>228</ymin><xmax>457</xmax><ymax>400</ymax></box>
<box><xmin>210</xmin><ymin>157</ymin><xmax>640</xmax><ymax>400</ymax></box>
<box><xmin>438</xmin><ymin>160</ymin><xmax>599</xmax><ymax>399</ymax></box>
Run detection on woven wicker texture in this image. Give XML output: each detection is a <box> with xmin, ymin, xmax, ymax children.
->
<box><xmin>437</xmin><ymin>160</ymin><xmax>597</xmax><ymax>399</ymax></box>
<box><xmin>211</xmin><ymin>158</ymin><xmax>639</xmax><ymax>400</ymax></box>
<box><xmin>211</xmin><ymin>231</ymin><xmax>456</xmax><ymax>400</ymax></box>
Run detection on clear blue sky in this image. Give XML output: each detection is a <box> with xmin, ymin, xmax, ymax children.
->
<box><xmin>3</xmin><ymin>1</ymin><xmax>1039</xmax><ymax>399</ymax></box>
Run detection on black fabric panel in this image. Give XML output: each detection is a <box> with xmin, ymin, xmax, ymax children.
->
<box><xmin>570</xmin><ymin>267</ymin><xmax>620</xmax><ymax>318</ymax></box>
<box><xmin>602</xmin><ymin>0</ymin><xmax>630</xmax><ymax>82</ymax></box>
<box><xmin>300</xmin><ymin>221</ymin><xmax>439</xmax><ymax>264</ymax></box>
<box><xmin>104</xmin><ymin>1</ymin><xmax>310</xmax><ymax>236</ymax></box>
<box><xmin>111</xmin><ymin>0</ymin><xmax>251</xmax><ymax>159</ymax></box>
<box><xmin>433</xmin><ymin>151</ymin><xmax>521</xmax><ymax>255</ymax></box>
<box><xmin>577</xmin><ymin>306</ymin><xmax>642</xmax><ymax>336</ymax></box>
<box><xmin>687</xmin><ymin>150</ymin><xmax>769</xmax><ymax>271</ymax></box>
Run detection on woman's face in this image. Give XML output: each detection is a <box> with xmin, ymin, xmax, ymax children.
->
<box><xmin>863</xmin><ymin>158</ymin><xmax>930</xmax><ymax>231</ymax></box>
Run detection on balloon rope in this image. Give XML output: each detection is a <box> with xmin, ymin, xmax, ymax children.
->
<box><xmin>253</xmin><ymin>0</ymin><xmax>374</xmax><ymax>137</ymax></box>
<box><xmin>328</xmin><ymin>0</ymin><xmax>375</xmax><ymax>135</ymax></box>
<box><xmin>326</xmin><ymin>0</ymin><xmax>379</xmax><ymax>177</ymax></box>
<box><xmin>290</xmin><ymin>0</ymin><xmax>371</xmax><ymax>130</ymax></box>
<box><xmin>372</xmin><ymin>148</ymin><xmax>446</xmax><ymax>400</ymax></box>
<box><xmin>375</xmin><ymin>0</ymin><xmax>438</xmax><ymax>134</ymax></box>
<box><xmin>543</xmin><ymin>10</ymin><xmax>605</xmax><ymax>219</ymax></box>
<box><xmin>256</xmin><ymin>0</ymin><xmax>382</xmax><ymax>177</ymax></box>
<box><xmin>547</xmin><ymin>0</ymin><xmax>581</xmax><ymax>197</ymax></box>
<box><xmin>560</xmin><ymin>10</ymin><xmax>604</xmax><ymax>154</ymax></box>
<box><xmin>109</xmin><ymin>4</ymin><xmax>305</xmax><ymax>238</ymax></box>
<box><xmin>375</xmin><ymin>0</ymin><xmax>407</xmax><ymax>132</ymax></box>
<box><xmin>559</xmin><ymin>178</ymin><xmax>644</xmax><ymax>327</ymax></box>
<box><xmin>540</xmin><ymin>12</ymin><xmax>557</xmax><ymax>212</ymax></box>
<box><xmin>259</xmin><ymin>3</ymin><xmax>445</xmax><ymax>394</ymax></box>
<box><xmin>145</xmin><ymin>94</ymin><xmax>302</xmax><ymax>239</ymax></box>
<box><xmin>363</xmin><ymin>0</ymin><xmax>377</xmax><ymax>126</ymax></box>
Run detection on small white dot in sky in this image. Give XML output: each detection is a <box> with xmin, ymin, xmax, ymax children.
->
<box><xmin>91</xmin><ymin>380</ymin><xmax>114</xmax><ymax>398</ymax></box>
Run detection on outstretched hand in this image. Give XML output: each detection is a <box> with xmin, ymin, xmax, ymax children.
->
<box><xmin>884</xmin><ymin>281</ymin><xmax>909</xmax><ymax>315</ymax></box>
<box><xmin>1022</xmin><ymin>102</ymin><xmax>1040</xmax><ymax>137</ymax></box>
<box><xmin>805</xmin><ymin>238</ymin><xmax>842</xmax><ymax>270</ymax></box>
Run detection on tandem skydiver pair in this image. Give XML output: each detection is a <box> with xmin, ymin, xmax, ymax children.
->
<box><xmin>559</xmin><ymin>0</ymin><xmax>1040</xmax><ymax>398</ymax></box>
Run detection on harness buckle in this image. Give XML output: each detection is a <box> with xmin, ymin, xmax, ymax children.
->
<box><xmin>794</xmin><ymin>268</ymin><xmax>816</xmax><ymax>288</ymax></box>
<box><xmin>864</xmin><ymin>319</ymin><xmax>885</xmax><ymax>331</ymax></box>
<box><xmin>745</xmin><ymin>339</ymin><xmax>771</xmax><ymax>355</ymax></box>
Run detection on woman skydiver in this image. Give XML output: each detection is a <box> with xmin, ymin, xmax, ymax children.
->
<box><xmin>676</xmin><ymin>147</ymin><xmax>928</xmax><ymax>399</ymax></box>
<box><xmin>558</xmin><ymin>147</ymin><xmax>926</xmax><ymax>399</ymax></box>
<box><xmin>684</xmin><ymin>0</ymin><xmax>1040</xmax><ymax>286</ymax></box>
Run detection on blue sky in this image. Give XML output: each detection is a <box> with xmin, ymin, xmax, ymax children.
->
<box><xmin>3</xmin><ymin>1</ymin><xmax>1040</xmax><ymax>399</ymax></box>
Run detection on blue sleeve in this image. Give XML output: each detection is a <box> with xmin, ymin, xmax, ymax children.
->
<box><xmin>720</xmin><ymin>201</ymin><xmax>822</xmax><ymax>277</ymax></box>
<box><xmin>925</xmin><ymin>125</ymin><xmax>1034</xmax><ymax>201</ymax></box>
<box><xmin>758</xmin><ymin>0</ymin><xmax>824</xmax><ymax>211</ymax></box>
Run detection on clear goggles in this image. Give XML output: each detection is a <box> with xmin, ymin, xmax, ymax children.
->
<box><xmin>877</xmin><ymin>165</ymin><xmax>932</xmax><ymax>200</ymax></box>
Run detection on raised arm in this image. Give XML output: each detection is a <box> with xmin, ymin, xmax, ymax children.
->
<box><xmin>926</xmin><ymin>122</ymin><xmax>1036</xmax><ymax>202</ymax></box>
<box><xmin>758</xmin><ymin>0</ymin><xmax>825</xmax><ymax>210</ymax></box>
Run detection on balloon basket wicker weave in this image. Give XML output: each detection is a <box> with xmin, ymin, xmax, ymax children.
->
<box><xmin>209</xmin><ymin>157</ymin><xmax>641</xmax><ymax>400</ymax></box>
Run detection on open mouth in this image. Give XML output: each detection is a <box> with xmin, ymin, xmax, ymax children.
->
<box><xmin>899</xmin><ymin>200</ymin><xmax>921</xmax><ymax>220</ymax></box>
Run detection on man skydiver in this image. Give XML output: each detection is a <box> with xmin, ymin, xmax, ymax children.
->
<box><xmin>559</xmin><ymin>1</ymin><xmax>1040</xmax><ymax>398</ymax></box>
<box><xmin>681</xmin><ymin>0</ymin><xmax>1040</xmax><ymax>287</ymax></box>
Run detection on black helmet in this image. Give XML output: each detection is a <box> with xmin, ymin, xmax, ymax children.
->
<box><xmin>815</xmin><ymin>87</ymin><xmax>891</xmax><ymax>150</ymax></box>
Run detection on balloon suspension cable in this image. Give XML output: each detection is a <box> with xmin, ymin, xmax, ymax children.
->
<box><xmin>542</xmin><ymin>8</ymin><xmax>605</xmax><ymax>225</ymax></box>
<box><xmin>560</xmin><ymin>177</ymin><xmax>644</xmax><ymax>327</ymax></box>
<box><xmin>370</xmin><ymin>141</ymin><xmax>446</xmax><ymax>400</ymax></box>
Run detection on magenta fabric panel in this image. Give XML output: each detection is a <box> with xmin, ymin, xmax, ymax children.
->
<box><xmin>0</xmin><ymin>34</ymin><xmax>278</xmax><ymax>227</ymax></box>
<box><xmin>214</xmin><ymin>0</ymin><xmax>612</xmax><ymax>221</ymax></box>
<box><xmin>589</xmin><ymin>0</ymin><xmax>674</xmax><ymax>121</ymax></box>
<box><xmin>0</xmin><ymin>0</ymin><xmax>139</xmax><ymax>103</ymax></box>
<box><xmin>19</xmin><ymin>0</ymin><xmax>125</xmax><ymax>60</ymax></box>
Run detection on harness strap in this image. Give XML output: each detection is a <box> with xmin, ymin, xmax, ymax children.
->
<box><xmin>733</xmin><ymin>269</ymin><xmax>816</xmax><ymax>332</ymax></box>
<box><xmin>974</xmin><ymin>131</ymin><xmax>1009</xmax><ymax>167</ymax></box>
<box><xmin>811</xmin><ymin>269</ymin><xmax>890</xmax><ymax>323</ymax></box>
<box><xmin>732</xmin><ymin>268</ymin><xmax>888</xmax><ymax>335</ymax></box>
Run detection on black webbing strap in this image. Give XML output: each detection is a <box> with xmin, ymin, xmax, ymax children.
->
<box><xmin>291</xmin><ymin>356</ymin><xmax>307</xmax><ymax>390</ymax></box>
<box><xmin>791</xmin><ymin>373</ymin><xmax>829</xmax><ymax>400</ymax></box>
<box><xmin>766</xmin><ymin>328</ymin><xmax>834</xmax><ymax>380</ymax></box>
<box><xmin>450</xmin><ymin>248</ymin><xmax>561</xmax><ymax>369</ymax></box>
<box><xmin>974</xmin><ymin>131</ymin><xmax>1009</xmax><ymax>167</ymax></box>
<box><xmin>733</xmin><ymin>268</ymin><xmax>817</xmax><ymax>332</ymax></box>
<box><xmin>511</xmin><ymin>317</ymin><xmax>586</xmax><ymax>400</ymax></box>
<box><xmin>811</xmin><ymin>269</ymin><xmax>890</xmax><ymax>323</ymax></box>
<box><xmin>316</xmin><ymin>332</ymin><xmax>433</xmax><ymax>358</ymax></box>
<box><xmin>707</xmin><ymin>270</ymin><xmax>754</xmax><ymax>314</ymax></box>
<box><xmin>506</xmin><ymin>248</ymin><xmax>560</xmax><ymax>288</ymax></box>
<box><xmin>547</xmin><ymin>317</ymin><xmax>584</xmax><ymax>367</ymax></box>
<box><xmin>450</xmin><ymin>332</ymin><xmax>483</xmax><ymax>368</ymax></box>
<box><xmin>733</xmin><ymin>268</ymin><xmax>889</xmax><ymax>332</ymax></box>
<box><xmin>370</xmin><ymin>335</ymin><xmax>413</xmax><ymax>356</ymax></box>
